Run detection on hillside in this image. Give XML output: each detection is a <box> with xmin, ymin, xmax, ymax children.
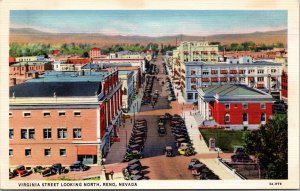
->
<box><xmin>10</xmin><ymin>28</ymin><xmax>287</xmax><ymax>47</ymax></box>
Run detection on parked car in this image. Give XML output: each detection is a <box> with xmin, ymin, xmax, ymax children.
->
<box><xmin>69</xmin><ymin>161</ymin><xmax>89</xmax><ymax>171</ymax></box>
<box><xmin>188</xmin><ymin>158</ymin><xmax>202</xmax><ymax>170</ymax></box>
<box><xmin>9</xmin><ymin>170</ymin><xmax>16</xmax><ymax>179</ymax></box>
<box><xmin>165</xmin><ymin>146</ymin><xmax>174</xmax><ymax>157</ymax></box>
<box><xmin>13</xmin><ymin>165</ymin><xmax>30</xmax><ymax>177</ymax></box>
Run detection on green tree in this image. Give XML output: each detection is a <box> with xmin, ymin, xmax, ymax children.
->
<box><xmin>243</xmin><ymin>114</ymin><xmax>288</xmax><ymax>179</ymax></box>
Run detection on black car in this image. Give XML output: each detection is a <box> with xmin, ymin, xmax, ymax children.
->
<box><xmin>69</xmin><ymin>161</ymin><xmax>89</xmax><ymax>171</ymax></box>
<box><xmin>188</xmin><ymin>158</ymin><xmax>201</xmax><ymax>170</ymax></box>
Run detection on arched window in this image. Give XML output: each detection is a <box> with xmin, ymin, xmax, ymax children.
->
<box><xmin>225</xmin><ymin>113</ymin><xmax>230</xmax><ymax>123</ymax></box>
<box><xmin>243</xmin><ymin>113</ymin><xmax>248</xmax><ymax>122</ymax></box>
<box><xmin>261</xmin><ymin>113</ymin><xmax>266</xmax><ymax>122</ymax></box>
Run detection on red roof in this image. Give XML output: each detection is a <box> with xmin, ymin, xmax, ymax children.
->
<box><xmin>90</xmin><ymin>47</ymin><xmax>101</xmax><ymax>51</ymax></box>
<box><xmin>9</xmin><ymin>57</ymin><xmax>15</xmax><ymax>63</ymax></box>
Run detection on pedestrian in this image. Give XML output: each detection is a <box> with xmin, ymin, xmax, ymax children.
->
<box><xmin>191</xmin><ymin>124</ymin><xmax>193</xmax><ymax>129</ymax></box>
<box><xmin>110</xmin><ymin>170</ymin><xmax>114</xmax><ymax>180</ymax></box>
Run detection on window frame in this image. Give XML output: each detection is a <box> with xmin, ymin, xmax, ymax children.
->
<box><xmin>242</xmin><ymin>103</ymin><xmax>248</xmax><ymax>109</ymax></box>
<box><xmin>59</xmin><ymin>148</ymin><xmax>66</xmax><ymax>157</ymax></box>
<box><xmin>73</xmin><ymin>128</ymin><xmax>82</xmax><ymax>139</ymax></box>
<box><xmin>58</xmin><ymin>111</ymin><xmax>66</xmax><ymax>117</ymax></box>
<box><xmin>9</xmin><ymin>112</ymin><xmax>12</xmax><ymax>118</ymax></box>
<box><xmin>261</xmin><ymin>103</ymin><xmax>266</xmax><ymax>109</ymax></box>
<box><xmin>57</xmin><ymin>128</ymin><xmax>67</xmax><ymax>139</ymax></box>
<box><xmin>9</xmin><ymin>129</ymin><xmax>14</xmax><ymax>140</ymax></box>
<box><xmin>44</xmin><ymin>148</ymin><xmax>51</xmax><ymax>156</ymax></box>
<box><xmin>225</xmin><ymin>103</ymin><xmax>230</xmax><ymax>110</ymax></box>
<box><xmin>43</xmin><ymin>111</ymin><xmax>51</xmax><ymax>117</ymax></box>
<box><xmin>23</xmin><ymin>112</ymin><xmax>31</xmax><ymax>118</ymax></box>
<box><xmin>9</xmin><ymin>149</ymin><xmax>13</xmax><ymax>157</ymax></box>
<box><xmin>225</xmin><ymin>113</ymin><xmax>230</xmax><ymax>123</ymax></box>
<box><xmin>261</xmin><ymin>113</ymin><xmax>266</xmax><ymax>122</ymax></box>
<box><xmin>73</xmin><ymin>111</ymin><xmax>81</xmax><ymax>117</ymax></box>
<box><xmin>43</xmin><ymin>128</ymin><xmax>52</xmax><ymax>139</ymax></box>
<box><xmin>25</xmin><ymin>148</ymin><xmax>31</xmax><ymax>157</ymax></box>
<box><xmin>21</xmin><ymin>129</ymin><xmax>28</xmax><ymax>139</ymax></box>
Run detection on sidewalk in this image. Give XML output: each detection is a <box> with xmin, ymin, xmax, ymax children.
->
<box><xmin>199</xmin><ymin>158</ymin><xmax>239</xmax><ymax>180</ymax></box>
<box><xmin>183</xmin><ymin>111</ymin><xmax>210</xmax><ymax>154</ymax></box>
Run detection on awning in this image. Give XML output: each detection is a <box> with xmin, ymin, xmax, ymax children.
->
<box><xmin>77</xmin><ymin>146</ymin><xmax>97</xmax><ymax>155</ymax></box>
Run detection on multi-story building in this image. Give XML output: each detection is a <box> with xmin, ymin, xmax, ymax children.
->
<box><xmin>89</xmin><ymin>47</ymin><xmax>101</xmax><ymax>59</ymax></box>
<box><xmin>9</xmin><ymin>70</ymin><xmax>122</xmax><ymax>166</ymax></box>
<box><xmin>9</xmin><ymin>61</ymin><xmax>53</xmax><ymax>86</ymax></box>
<box><xmin>281</xmin><ymin>71</ymin><xmax>288</xmax><ymax>101</ymax></box>
<box><xmin>109</xmin><ymin>51</ymin><xmax>144</xmax><ymax>59</ymax></box>
<box><xmin>171</xmin><ymin>41</ymin><xmax>219</xmax><ymax>83</ymax></box>
<box><xmin>182</xmin><ymin>58</ymin><xmax>282</xmax><ymax>102</ymax></box>
<box><xmin>92</xmin><ymin>59</ymin><xmax>146</xmax><ymax>73</ymax></box>
<box><xmin>197</xmin><ymin>84</ymin><xmax>273</xmax><ymax>130</ymax></box>
<box><xmin>118</xmin><ymin>71</ymin><xmax>134</xmax><ymax>113</ymax></box>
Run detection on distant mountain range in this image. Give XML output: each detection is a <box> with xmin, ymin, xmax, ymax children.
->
<box><xmin>10</xmin><ymin>28</ymin><xmax>287</xmax><ymax>46</ymax></box>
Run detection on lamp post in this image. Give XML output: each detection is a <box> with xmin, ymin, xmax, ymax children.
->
<box><xmin>125</xmin><ymin>130</ymin><xmax>128</xmax><ymax>148</ymax></box>
<box><xmin>133</xmin><ymin>104</ymin><xmax>136</xmax><ymax>126</ymax></box>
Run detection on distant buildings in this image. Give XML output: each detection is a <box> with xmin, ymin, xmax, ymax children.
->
<box><xmin>89</xmin><ymin>47</ymin><xmax>101</xmax><ymax>58</ymax></box>
<box><xmin>9</xmin><ymin>61</ymin><xmax>52</xmax><ymax>86</ymax></box>
<box><xmin>198</xmin><ymin>84</ymin><xmax>273</xmax><ymax>130</ymax></box>
<box><xmin>9</xmin><ymin>70</ymin><xmax>122</xmax><ymax>166</ymax></box>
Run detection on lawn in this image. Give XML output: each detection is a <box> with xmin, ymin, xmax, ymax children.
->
<box><xmin>200</xmin><ymin>129</ymin><xmax>247</xmax><ymax>152</ymax></box>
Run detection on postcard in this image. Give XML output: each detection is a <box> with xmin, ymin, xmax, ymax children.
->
<box><xmin>0</xmin><ymin>0</ymin><xmax>299</xmax><ymax>190</ymax></box>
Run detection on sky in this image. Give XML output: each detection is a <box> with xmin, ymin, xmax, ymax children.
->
<box><xmin>10</xmin><ymin>10</ymin><xmax>287</xmax><ymax>37</ymax></box>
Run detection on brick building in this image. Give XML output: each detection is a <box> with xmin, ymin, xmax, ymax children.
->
<box><xmin>9</xmin><ymin>61</ymin><xmax>53</xmax><ymax>86</ymax></box>
<box><xmin>9</xmin><ymin>70</ymin><xmax>122</xmax><ymax>167</ymax></box>
<box><xmin>281</xmin><ymin>71</ymin><xmax>288</xmax><ymax>101</ymax></box>
<box><xmin>197</xmin><ymin>84</ymin><xmax>273</xmax><ymax>130</ymax></box>
<box><xmin>89</xmin><ymin>47</ymin><xmax>101</xmax><ymax>58</ymax></box>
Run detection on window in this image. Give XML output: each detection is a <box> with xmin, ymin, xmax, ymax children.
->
<box><xmin>243</xmin><ymin>103</ymin><xmax>248</xmax><ymax>109</ymax></box>
<box><xmin>44</xmin><ymin>148</ymin><xmax>51</xmax><ymax>156</ymax></box>
<box><xmin>74</xmin><ymin>111</ymin><xmax>81</xmax><ymax>117</ymax></box>
<box><xmin>23</xmin><ymin>112</ymin><xmax>31</xmax><ymax>118</ymax></box>
<box><xmin>271</xmin><ymin>69</ymin><xmax>277</xmax><ymax>73</ymax></box>
<box><xmin>21</xmin><ymin>129</ymin><xmax>28</xmax><ymax>139</ymax></box>
<box><xmin>187</xmin><ymin>93</ymin><xmax>193</xmax><ymax>100</ymax></box>
<box><xmin>58</xmin><ymin>128</ymin><xmax>67</xmax><ymax>139</ymax></box>
<box><xmin>58</xmin><ymin>111</ymin><xmax>66</xmax><ymax>117</ymax></box>
<box><xmin>202</xmin><ymin>71</ymin><xmax>209</xmax><ymax>75</ymax></box>
<box><xmin>248</xmin><ymin>69</ymin><xmax>255</xmax><ymax>74</ymax></box>
<box><xmin>43</xmin><ymin>112</ymin><xmax>50</xmax><ymax>117</ymax></box>
<box><xmin>239</xmin><ymin>77</ymin><xmax>245</xmax><ymax>83</ymax></box>
<box><xmin>25</xmin><ymin>149</ymin><xmax>31</xmax><ymax>156</ymax></box>
<box><xmin>9</xmin><ymin>129</ymin><xmax>14</xmax><ymax>139</ymax></box>
<box><xmin>243</xmin><ymin>113</ymin><xmax>248</xmax><ymax>122</ymax></box>
<box><xmin>258</xmin><ymin>69</ymin><xmax>264</xmax><ymax>74</ymax></box>
<box><xmin>29</xmin><ymin>129</ymin><xmax>35</xmax><ymax>139</ymax></box>
<box><xmin>9</xmin><ymin>149</ymin><xmax>13</xmax><ymax>156</ymax></box>
<box><xmin>9</xmin><ymin>112</ymin><xmax>12</xmax><ymax>117</ymax></box>
<box><xmin>60</xmin><ymin>149</ymin><xmax>66</xmax><ymax>156</ymax></box>
<box><xmin>225</xmin><ymin>114</ymin><xmax>230</xmax><ymax>123</ymax></box>
<box><xmin>261</xmin><ymin>103</ymin><xmax>266</xmax><ymax>109</ymax></box>
<box><xmin>190</xmin><ymin>70</ymin><xmax>196</xmax><ymax>75</ymax></box>
<box><xmin>225</xmin><ymin>104</ymin><xmax>230</xmax><ymax>110</ymax></box>
<box><xmin>73</xmin><ymin>128</ymin><xmax>82</xmax><ymax>139</ymax></box>
<box><xmin>43</xmin><ymin>128</ymin><xmax>52</xmax><ymax>139</ymax></box>
<box><xmin>258</xmin><ymin>77</ymin><xmax>264</xmax><ymax>82</ymax></box>
<box><xmin>261</xmin><ymin>113</ymin><xmax>266</xmax><ymax>122</ymax></box>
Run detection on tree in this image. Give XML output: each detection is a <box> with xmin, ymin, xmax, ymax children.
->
<box><xmin>82</xmin><ymin>52</ymin><xmax>89</xmax><ymax>58</ymax></box>
<box><xmin>243</xmin><ymin>114</ymin><xmax>288</xmax><ymax>179</ymax></box>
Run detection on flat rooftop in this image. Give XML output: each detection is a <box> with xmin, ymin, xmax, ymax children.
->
<box><xmin>201</xmin><ymin>84</ymin><xmax>265</xmax><ymax>96</ymax></box>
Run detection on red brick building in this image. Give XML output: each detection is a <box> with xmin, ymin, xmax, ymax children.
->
<box><xmin>198</xmin><ymin>84</ymin><xmax>273</xmax><ymax>130</ymax></box>
<box><xmin>67</xmin><ymin>58</ymin><xmax>91</xmax><ymax>65</ymax></box>
<box><xmin>281</xmin><ymin>71</ymin><xmax>288</xmax><ymax>101</ymax></box>
<box><xmin>89</xmin><ymin>48</ymin><xmax>101</xmax><ymax>58</ymax></box>
<box><xmin>9</xmin><ymin>70</ymin><xmax>122</xmax><ymax>167</ymax></box>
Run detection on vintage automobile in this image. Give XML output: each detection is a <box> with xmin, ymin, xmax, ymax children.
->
<box><xmin>191</xmin><ymin>163</ymin><xmax>207</xmax><ymax>176</ymax></box>
<box><xmin>41</xmin><ymin>163</ymin><xmax>67</xmax><ymax>176</ymax></box>
<box><xmin>128</xmin><ymin>159</ymin><xmax>142</xmax><ymax>168</ymax></box>
<box><xmin>9</xmin><ymin>170</ymin><xmax>16</xmax><ymax>179</ymax></box>
<box><xmin>127</xmin><ymin>144</ymin><xmax>143</xmax><ymax>152</ymax></box>
<box><xmin>188</xmin><ymin>158</ymin><xmax>202</xmax><ymax>170</ymax></box>
<box><xmin>165</xmin><ymin>146</ymin><xmax>174</xmax><ymax>157</ymax></box>
<box><xmin>231</xmin><ymin>154</ymin><xmax>253</xmax><ymax>163</ymax></box>
<box><xmin>178</xmin><ymin>145</ymin><xmax>196</xmax><ymax>156</ymax></box>
<box><xmin>124</xmin><ymin>150</ymin><xmax>143</xmax><ymax>162</ymax></box>
<box><xmin>158</xmin><ymin>126</ymin><xmax>167</xmax><ymax>136</ymax></box>
<box><xmin>13</xmin><ymin>165</ymin><xmax>31</xmax><ymax>177</ymax></box>
<box><xmin>69</xmin><ymin>161</ymin><xmax>89</xmax><ymax>171</ymax></box>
